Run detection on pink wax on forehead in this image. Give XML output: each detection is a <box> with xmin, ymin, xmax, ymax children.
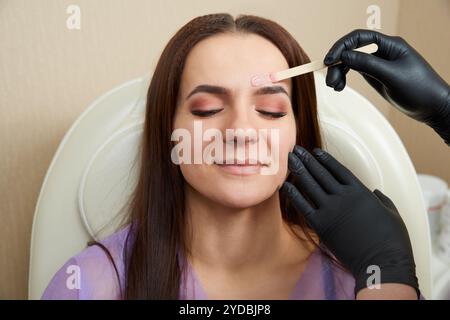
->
<box><xmin>250</xmin><ymin>73</ymin><xmax>277</xmax><ymax>87</ymax></box>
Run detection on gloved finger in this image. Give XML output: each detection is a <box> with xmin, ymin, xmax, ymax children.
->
<box><xmin>334</xmin><ymin>78</ymin><xmax>346</xmax><ymax>92</ymax></box>
<box><xmin>324</xmin><ymin>29</ymin><xmax>390</xmax><ymax>65</ymax></box>
<box><xmin>281</xmin><ymin>182</ymin><xmax>316</xmax><ymax>225</ymax></box>
<box><xmin>288</xmin><ymin>152</ymin><xmax>327</xmax><ymax>206</ymax></box>
<box><xmin>341</xmin><ymin>50</ymin><xmax>396</xmax><ymax>83</ymax></box>
<box><xmin>373</xmin><ymin>189</ymin><xmax>400</xmax><ymax>215</ymax></box>
<box><xmin>325</xmin><ymin>64</ymin><xmax>349</xmax><ymax>89</ymax></box>
<box><xmin>361</xmin><ymin>74</ymin><xmax>385</xmax><ymax>96</ymax></box>
<box><xmin>311</xmin><ymin>148</ymin><xmax>364</xmax><ymax>187</ymax></box>
<box><xmin>325</xmin><ymin>65</ymin><xmax>342</xmax><ymax>87</ymax></box>
<box><xmin>292</xmin><ymin>145</ymin><xmax>341</xmax><ymax>194</ymax></box>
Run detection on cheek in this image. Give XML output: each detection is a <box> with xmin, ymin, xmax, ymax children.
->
<box><xmin>273</xmin><ymin>116</ymin><xmax>296</xmax><ymax>182</ymax></box>
<box><xmin>272</xmin><ymin>115</ymin><xmax>296</xmax><ymax>165</ymax></box>
<box><xmin>286</xmin><ymin>114</ymin><xmax>297</xmax><ymax>151</ymax></box>
<box><xmin>278</xmin><ymin>123</ymin><xmax>296</xmax><ymax>153</ymax></box>
<box><xmin>179</xmin><ymin>164</ymin><xmax>205</xmax><ymax>187</ymax></box>
<box><xmin>172</xmin><ymin>117</ymin><xmax>221</xmax><ymax>190</ymax></box>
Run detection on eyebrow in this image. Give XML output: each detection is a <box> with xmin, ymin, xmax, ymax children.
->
<box><xmin>185</xmin><ymin>84</ymin><xmax>289</xmax><ymax>100</ymax></box>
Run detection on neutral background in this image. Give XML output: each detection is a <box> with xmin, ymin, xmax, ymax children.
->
<box><xmin>1</xmin><ymin>0</ymin><xmax>449</xmax><ymax>299</ymax></box>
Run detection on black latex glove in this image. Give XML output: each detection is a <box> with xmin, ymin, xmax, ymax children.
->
<box><xmin>324</xmin><ymin>29</ymin><xmax>450</xmax><ymax>146</ymax></box>
<box><xmin>281</xmin><ymin>145</ymin><xmax>419</xmax><ymax>297</ymax></box>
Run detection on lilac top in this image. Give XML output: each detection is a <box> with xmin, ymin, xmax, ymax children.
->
<box><xmin>41</xmin><ymin>226</ymin><xmax>356</xmax><ymax>300</ymax></box>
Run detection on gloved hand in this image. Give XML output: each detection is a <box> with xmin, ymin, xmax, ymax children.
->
<box><xmin>324</xmin><ymin>29</ymin><xmax>450</xmax><ymax>146</ymax></box>
<box><xmin>281</xmin><ymin>145</ymin><xmax>419</xmax><ymax>297</ymax></box>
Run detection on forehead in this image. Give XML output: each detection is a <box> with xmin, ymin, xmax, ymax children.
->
<box><xmin>180</xmin><ymin>33</ymin><xmax>291</xmax><ymax>95</ymax></box>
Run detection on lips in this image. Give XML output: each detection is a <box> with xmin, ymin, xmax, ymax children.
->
<box><xmin>213</xmin><ymin>159</ymin><xmax>269</xmax><ymax>176</ymax></box>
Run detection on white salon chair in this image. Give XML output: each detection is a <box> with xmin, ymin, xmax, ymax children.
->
<box><xmin>28</xmin><ymin>72</ymin><xmax>433</xmax><ymax>299</ymax></box>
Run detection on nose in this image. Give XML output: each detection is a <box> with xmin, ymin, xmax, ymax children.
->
<box><xmin>222</xmin><ymin>100</ymin><xmax>258</xmax><ymax>146</ymax></box>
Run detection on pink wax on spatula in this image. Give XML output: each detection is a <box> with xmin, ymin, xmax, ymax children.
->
<box><xmin>250</xmin><ymin>43</ymin><xmax>378</xmax><ymax>87</ymax></box>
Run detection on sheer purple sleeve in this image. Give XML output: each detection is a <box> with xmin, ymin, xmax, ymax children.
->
<box><xmin>41</xmin><ymin>257</ymin><xmax>81</xmax><ymax>300</ymax></box>
<box><xmin>41</xmin><ymin>227</ymin><xmax>129</xmax><ymax>300</ymax></box>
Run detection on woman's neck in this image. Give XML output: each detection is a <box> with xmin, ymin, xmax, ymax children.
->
<box><xmin>183</xmin><ymin>185</ymin><xmax>313</xmax><ymax>274</ymax></box>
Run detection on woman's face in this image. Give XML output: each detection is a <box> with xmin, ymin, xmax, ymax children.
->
<box><xmin>173</xmin><ymin>33</ymin><xmax>297</xmax><ymax>209</ymax></box>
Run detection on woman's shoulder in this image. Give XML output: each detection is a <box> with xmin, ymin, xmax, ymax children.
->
<box><xmin>41</xmin><ymin>225</ymin><xmax>132</xmax><ymax>300</ymax></box>
<box><xmin>82</xmin><ymin>225</ymin><xmax>131</xmax><ymax>264</ymax></box>
<box><xmin>292</xmin><ymin>246</ymin><xmax>356</xmax><ymax>300</ymax></box>
<box><xmin>317</xmin><ymin>248</ymin><xmax>356</xmax><ymax>299</ymax></box>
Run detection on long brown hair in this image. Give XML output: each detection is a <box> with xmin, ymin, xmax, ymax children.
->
<box><xmin>118</xmin><ymin>13</ymin><xmax>322</xmax><ymax>299</ymax></box>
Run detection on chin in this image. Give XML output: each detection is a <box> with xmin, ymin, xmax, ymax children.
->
<box><xmin>210</xmin><ymin>192</ymin><xmax>273</xmax><ymax>209</ymax></box>
<box><xmin>181</xmin><ymin>163</ymin><xmax>287</xmax><ymax>209</ymax></box>
<box><xmin>205</xmin><ymin>178</ymin><xmax>279</xmax><ymax>209</ymax></box>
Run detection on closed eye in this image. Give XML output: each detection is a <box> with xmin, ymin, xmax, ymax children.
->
<box><xmin>256</xmin><ymin>110</ymin><xmax>287</xmax><ymax>118</ymax></box>
<box><xmin>191</xmin><ymin>109</ymin><xmax>224</xmax><ymax>117</ymax></box>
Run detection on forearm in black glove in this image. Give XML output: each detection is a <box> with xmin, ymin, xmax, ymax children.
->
<box><xmin>324</xmin><ymin>29</ymin><xmax>450</xmax><ymax>146</ymax></box>
<box><xmin>281</xmin><ymin>145</ymin><xmax>419</xmax><ymax>297</ymax></box>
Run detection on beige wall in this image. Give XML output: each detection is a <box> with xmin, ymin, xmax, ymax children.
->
<box><xmin>393</xmin><ymin>0</ymin><xmax>450</xmax><ymax>184</ymax></box>
<box><xmin>0</xmin><ymin>0</ymin><xmax>447</xmax><ymax>299</ymax></box>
